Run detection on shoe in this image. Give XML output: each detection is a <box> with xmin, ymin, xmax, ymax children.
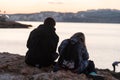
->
<box><xmin>53</xmin><ymin>63</ymin><xmax>60</xmax><ymax>72</ymax></box>
<box><xmin>89</xmin><ymin>72</ymin><xmax>104</xmax><ymax>80</ymax></box>
<box><xmin>89</xmin><ymin>72</ymin><xmax>97</xmax><ymax>76</ymax></box>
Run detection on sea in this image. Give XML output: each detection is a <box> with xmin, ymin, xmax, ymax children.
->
<box><xmin>0</xmin><ymin>21</ymin><xmax>120</xmax><ymax>72</ymax></box>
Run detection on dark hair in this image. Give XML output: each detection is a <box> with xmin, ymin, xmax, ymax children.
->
<box><xmin>44</xmin><ymin>17</ymin><xmax>56</xmax><ymax>27</ymax></box>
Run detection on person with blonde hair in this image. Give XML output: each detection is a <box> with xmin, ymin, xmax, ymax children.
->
<box><xmin>54</xmin><ymin>32</ymin><xmax>103</xmax><ymax>79</ymax></box>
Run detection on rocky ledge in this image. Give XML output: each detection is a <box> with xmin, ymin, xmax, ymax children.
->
<box><xmin>0</xmin><ymin>52</ymin><xmax>120</xmax><ymax>80</ymax></box>
<box><xmin>0</xmin><ymin>21</ymin><xmax>32</xmax><ymax>28</ymax></box>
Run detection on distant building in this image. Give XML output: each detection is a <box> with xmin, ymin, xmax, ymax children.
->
<box><xmin>0</xmin><ymin>14</ymin><xmax>10</xmax><ymax>22</ymax></box>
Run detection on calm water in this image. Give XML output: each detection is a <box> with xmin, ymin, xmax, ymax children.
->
<box><xmin>0</xmin><ymin>21</ymin><xmax>120</xmax><ymax>72</ymax></box>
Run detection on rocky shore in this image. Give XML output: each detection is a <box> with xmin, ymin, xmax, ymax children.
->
<box><xmin>0</xmin><ymin>14</ymin><xmax>32</xmax><ymax>28</ymax></box>
<box><xmin>0</xmin><ymin>21</ymin><xmax>32</xmax><ymax>28</ymax></box>
<box><xmin>0</xmin><ymin>52</ymin><xmax>120</xmax><ymax>80</ymax></box>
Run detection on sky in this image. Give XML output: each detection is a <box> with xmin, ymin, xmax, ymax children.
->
<box><xmin>0</xmin><ymin>0</ymin><xmax>120</xmax><ymax>14</ymax></box>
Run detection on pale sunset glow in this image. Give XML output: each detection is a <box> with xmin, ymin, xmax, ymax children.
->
<box><xmin>0</xmin><ymin>0</ymin><xmax>120</xmax><ymax>14</ymax></box>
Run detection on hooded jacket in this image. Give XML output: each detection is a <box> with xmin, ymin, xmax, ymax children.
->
<box><xmin>25</xmin><ymin>24</ymin><xmax>59</xmax><ymax>66</ymax></box>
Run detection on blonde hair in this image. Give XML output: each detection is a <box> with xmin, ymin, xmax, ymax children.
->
<box><xmin>70</xmin><ymin>32</ymin><xmax>86</xmax><ymax>48</ymax></box>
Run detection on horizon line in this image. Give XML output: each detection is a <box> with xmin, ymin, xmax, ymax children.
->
<box><xmin>0</xmin><ymin>8</ymin><xmax>120</xmax><ymax>15</ymax></box>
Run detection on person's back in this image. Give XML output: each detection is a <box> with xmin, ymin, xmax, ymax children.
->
<box><xmin>25</xmin><ymin>17</ymin><xmax>59</xmax><ymax>67</ymax></box>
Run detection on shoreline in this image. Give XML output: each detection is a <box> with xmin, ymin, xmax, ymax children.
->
<box><xmin>0</xmin><ymin>52</ymin><xmax>120</xmax><ymax>80</ymax></box>
<box><xmin>0</xmin><ymin>21</ymin><xmax>32</xmax><ymax>28</ymax></box>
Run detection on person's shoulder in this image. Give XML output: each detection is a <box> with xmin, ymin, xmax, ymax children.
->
<box><xmin>31</xmin><ymin>28</ymin><xmax>38</xmax><ymax>33</ymax></box>
<box><xmin>34</xmin><ymin>25</ymin><xmax>44</xmax><ymax>31</ymax></box>
<box><xmin>64</xmin><ymin>39</ymin><xmax>69</xmax><ymax>41</ymax></box>
<box><xmin>60</xmin><ymin>39</ymin><xmax>70</xmax><ymax>46</ymax></box>
<box><xmin>62</xmin><ymin>39</ymin><xmax>70</xmax><ymax>43</ymax></box>
<box><xmin>36</xmin><ymin>24</ymin><xmax>44</xmax><ymax>29</ymax></box>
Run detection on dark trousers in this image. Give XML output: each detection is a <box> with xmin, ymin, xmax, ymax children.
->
<box><xmin>82</xmin><ymin>60</ymin><xmax>97</xmax><ymax>75</ymax></box>
<box><xmin>25</xmin><ymin>52</ymin><xmax>58</xmax><ymax>68</ymax></box>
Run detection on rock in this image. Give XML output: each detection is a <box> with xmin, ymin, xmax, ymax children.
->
<box><xmin>0</xmin><ymin>21</ymin><xmax>32</xmax><ymax>28</ymax></box>
<box><xmin>0</xmin><ymin>52</ymin><xmax>119</xmax><ymax>80</ymax></box>
<box><xmin>0</xmin><ymin>14</ymin><xmax>32</xmax><ymax>28</ymax></box>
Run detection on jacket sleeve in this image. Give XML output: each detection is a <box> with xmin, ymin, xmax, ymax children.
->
<box><xmin>58</xmin><ymin>39</ymin><xmax>69</xmax><ymax>55</ymax></box>
<box><xmin>26</xmin><ymin>29</ymin><xmax>40</xmax><ymax>49</ymax></box>
<box><xmin>76</xmin><ymin>45</ymin><xmax>89</xmax><ymax>73</ymax></box>
<box><xmin>82</xmin><ymin>47</ymin><xmax>89</xmax><ymax>60</ymax></box>
<box><xmin>27</xmin><ymin>31</ymin><xmax>34</xmax><ymax>49</ymax></box>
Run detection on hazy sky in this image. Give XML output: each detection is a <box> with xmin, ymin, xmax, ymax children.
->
<box><xmin>0</xmin><ymin>0</ymin><xmax>120</xmax><ymax>14</ymax></box>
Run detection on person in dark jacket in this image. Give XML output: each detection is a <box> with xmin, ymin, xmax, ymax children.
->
<box><xmin>25</xmin><ymin>17</ymin><xmax>59</xmax><ymax>68</ymax></box>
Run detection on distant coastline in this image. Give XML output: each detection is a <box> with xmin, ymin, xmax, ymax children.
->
<box><xmin>4</xmin><ymin>9</ymin><xmax>120</xmax><ymax>23</ymax></box>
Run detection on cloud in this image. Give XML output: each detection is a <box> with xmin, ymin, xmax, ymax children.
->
<box><xmin>48</xmin><ymin>1</ymin><xmax>63</xmax><ymax>4</ymax></box>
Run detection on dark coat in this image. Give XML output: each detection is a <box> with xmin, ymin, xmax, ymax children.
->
<box><xmin>25</xmin><ymin>24</ymin><xmax>59</xmax><ymax>67</ymax></box>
